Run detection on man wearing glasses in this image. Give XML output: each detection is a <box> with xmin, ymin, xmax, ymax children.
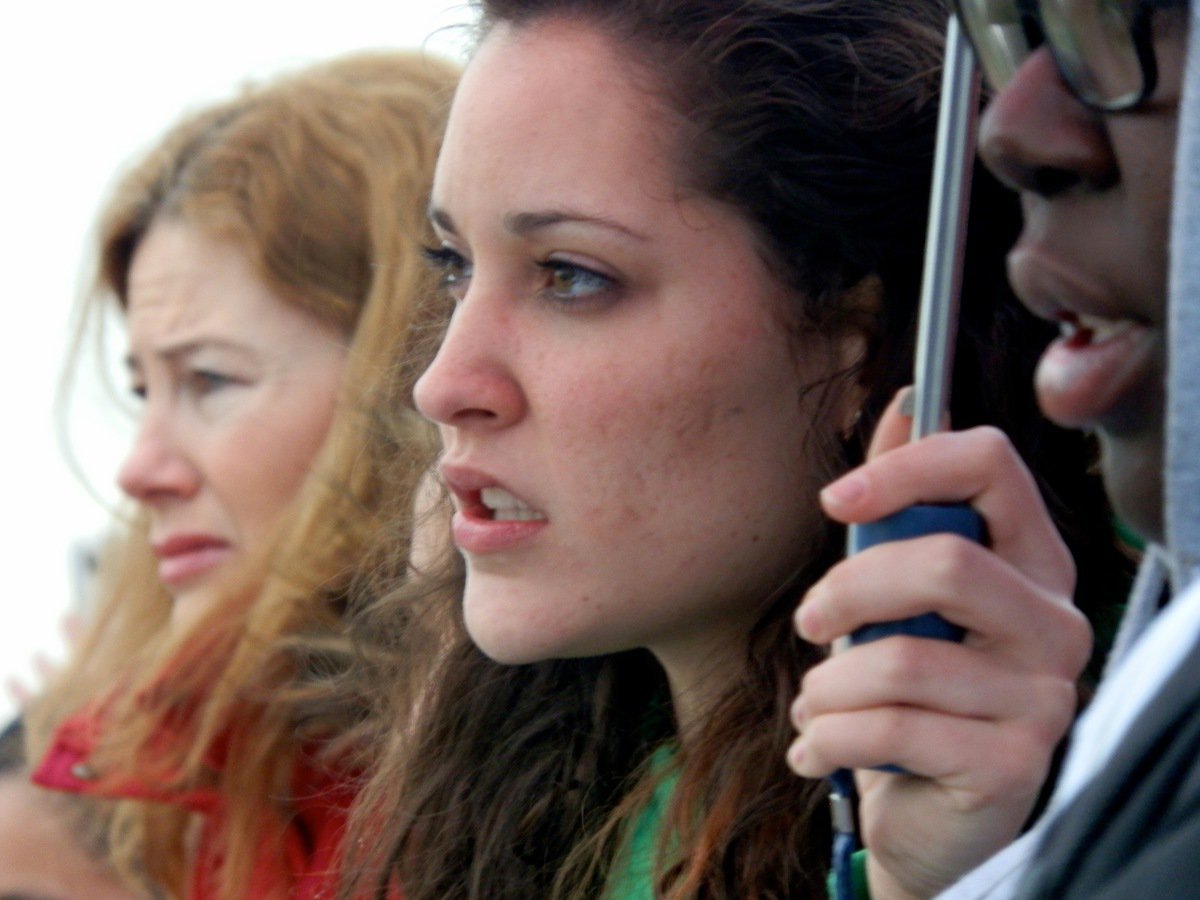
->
<box><xmin>791</xmin><ymin>2</ymin><xmax>1198</xmax><ymax>897</ymax></box>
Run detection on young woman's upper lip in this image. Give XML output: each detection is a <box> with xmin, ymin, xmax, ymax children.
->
<box><xmin>151</xmin><ymin>533</ymin><xmax>229</xmax><ymax>558</ymax></box>
<box><xmin>439</xmin><ymin>462</ymin><xmax>536</xmax><ymax>510</ymax></box>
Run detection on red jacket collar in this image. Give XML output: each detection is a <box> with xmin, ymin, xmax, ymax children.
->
<box><xmin>32</xmin><ymin>706</ymin><xmax>362</xmax><ymax>899</ymax></box>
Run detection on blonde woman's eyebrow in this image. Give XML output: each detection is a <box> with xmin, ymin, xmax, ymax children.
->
<box><xmin>123</xmin><ymin>337</ymin><xmax>254</xmax><ymax>371</ymax></box>
<box><xmin>428</xmin><ymin>206</ymin><xmax>458</xmax><ymax>236</ymax></box>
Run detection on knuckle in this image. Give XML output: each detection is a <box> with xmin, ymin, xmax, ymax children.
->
<box><xmin>1042</xmin><ymin>544</ymin><xmax>1078</xmax><ymax>596</ymax></box>
<box><xmin>1026</xmin><ymin>676</ymin><xmax>1080</xmax><ymax>740</ymax></box>
<box><xmin>923</xmin><ymin>534</ymin><xmax>979</xmax><ymax>597</ymax></box>
<box><xmin>1050</xmin><ymin>681</ymin><xmax>1082</xmax><ymax>733</ymax></box>
<box><xmin>1060</xmin><ymin>608</ymin><xmax>1095</xmax><ymax>676</ymax></box>
<box><xmin>865</xmin><ymin>706</ymin><xmax>911</xmax><ymax>754</ymax></box>
<box><xmin>876</xmin><ymin>639</ymin><xmax>930</xmax><ymax>686</ymax></box>
<box><xmin>1040</xmin><ymin>600</ymin><xmax>1094</xmax><ymax>677</ymax></box>
<box><xmin>967</xmin><ymin>426</ymin><xmax>1018</xmax><ymax>470</ymax></box>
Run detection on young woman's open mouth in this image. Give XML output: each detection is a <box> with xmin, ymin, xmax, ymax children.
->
<box><xmin>442</xmin><ymin>466</ymin><xmax>549</xmax><ymax>554</ymax></box>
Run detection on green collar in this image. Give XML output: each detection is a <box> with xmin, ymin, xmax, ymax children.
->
<box><xmin>604</xmin><ymin>746</ymin><xmax>680</xmax><ymax>899</ymax></box>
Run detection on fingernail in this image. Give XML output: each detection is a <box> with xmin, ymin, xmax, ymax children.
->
<box><xmin>790</xmin><ymin>692</ymin><xmax>806</xmax><ymax>728</ymax></box>
<box><xmin>898</xmin><ymin>386</ymin><xmax>915</xmax><ymax>417</ymax></box>
<box><xmin>786</xmin><ymin>739</ymin><xmax>805</xmax><ymax>773</ymax></box>
<box><xmin>795</xmin><ymin>590</ymin><xmax>825</xmax><ymax>642</ymax></box>
<box><xmin>821</xmin><ymin>473</ymin><xmax>865</xmax><ymax>510</ymax></box>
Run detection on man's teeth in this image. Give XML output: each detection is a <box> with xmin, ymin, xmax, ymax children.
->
<box><xmin>480</xmin><ymin>486</ymin><xmax>547</xmax><ymax>522</ymax></box>
<box><xmin>1060</xmin><ymin>313</ymin><xmax>1136</xmax><ymax>344</ymax></box>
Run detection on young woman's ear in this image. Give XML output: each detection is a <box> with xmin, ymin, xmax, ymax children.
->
<box><xmin>832</xmin><ymin>274</ymin><xmax>883</xmax><ymax>437</ymax></box>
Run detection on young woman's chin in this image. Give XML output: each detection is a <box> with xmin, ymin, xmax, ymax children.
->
<box><xmin>462</xmin><ymin>580</ymin><xmax>617</xmax><ymax>665</ymax></box>
<box><xmin>463</xmin><ymin>604</ymin><xmax>575</xmax><ymax>665</ymax></box>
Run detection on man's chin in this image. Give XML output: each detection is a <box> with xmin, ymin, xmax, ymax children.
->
<box><xmin>1098</xmin><ymin>430</ymin><xmax>1164</xmax><ymax>547</ymax></box>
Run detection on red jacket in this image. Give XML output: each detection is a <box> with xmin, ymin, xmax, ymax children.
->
<box><xmin>33</xmin><ymin>707</ymin><xmax>357</xmax><ymax>899</ymax></box>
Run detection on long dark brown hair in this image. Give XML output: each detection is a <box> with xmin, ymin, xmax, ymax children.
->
<box><xmin>345</xmin><ymin>2</ymin><xmax>1130</xmax><ymax>897</ymax></box>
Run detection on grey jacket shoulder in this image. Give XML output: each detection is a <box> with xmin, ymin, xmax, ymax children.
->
<box><xmin>1016</xmin><ymin>627</ymin><xmax>1200</xmax><ymax>898</ymax></box>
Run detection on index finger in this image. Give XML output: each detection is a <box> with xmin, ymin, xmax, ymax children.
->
<box><xmin>822</xmin><ymin>425</ymin><xmax>1074</xmax><ymax>597</ymax></box>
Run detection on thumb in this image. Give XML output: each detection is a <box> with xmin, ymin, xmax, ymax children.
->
<box><xmin>866</xmin><ymin>387</ymin><xmax>915</xmax><ymax>460</ymax></box>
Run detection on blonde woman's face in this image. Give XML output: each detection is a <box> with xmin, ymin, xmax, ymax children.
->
<box><xmin>415</xmin><ymin>20</ymin><xmax>856</xmax><ymax>707</ymax></box>
<box><xmin>118</xmin><ymin>221</ymin><xmax>347</xmax><ymax>623</ymax></box>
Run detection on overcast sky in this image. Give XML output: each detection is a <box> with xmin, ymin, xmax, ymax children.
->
<box><xmin>0</xmin><ymin>0</ymin><xmax>472</xmax><ymax>722</ymax></box>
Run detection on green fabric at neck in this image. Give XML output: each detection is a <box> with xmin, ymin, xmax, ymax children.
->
<box><xmin>604</xmin><ymin>746</ymin><xmax>680</xmax><ymax>899</ymax></box>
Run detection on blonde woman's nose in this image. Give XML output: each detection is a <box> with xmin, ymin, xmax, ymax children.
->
<box><xmin>116</xmin><ymin>412</ymin><xmax>201</xmax><ymax>503</ymax></box>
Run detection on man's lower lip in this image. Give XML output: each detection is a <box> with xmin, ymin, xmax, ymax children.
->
<box><xmin>451</xmin><ymin>512</ymin><xmax>547</xmax><ymax>553</ymax></box>
<box><xmin>157</xmin><ymin>546</ymin><xmax>231</xmax><ymax>586</ymax></box>
<box><xmin>1034</xmin><ymin>325</ymin><xmax>1157</xmax><ymax>428</ymax></box>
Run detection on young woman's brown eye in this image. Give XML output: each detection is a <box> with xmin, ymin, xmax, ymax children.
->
<box><xmin>538</xmin><ymin>260</ymin><xmax>617</xmax><ymax>305</ymax></box>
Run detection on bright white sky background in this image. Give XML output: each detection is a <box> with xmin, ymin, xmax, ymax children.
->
<box><xmin>0</xmin><ymin>0</ymin><xmax>472</xmax><ymax>723</ymax></box>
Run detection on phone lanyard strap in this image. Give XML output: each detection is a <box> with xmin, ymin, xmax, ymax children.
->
<box><xmin>828</xmin><ymin>768</ymin><xmax>860</xmax><ymax>900</ymax></box>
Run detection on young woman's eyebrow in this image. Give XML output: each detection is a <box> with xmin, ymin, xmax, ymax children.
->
<box><xmin>428</xmin><ymin>206</ymin><xmax>458</xmax><ymax>236</ymax></box>
<box><xmin>504</xmin><ymin>209</ymin><xmax>648</xmax><ymax>242</ymax></box>
<box><xmin>427</xmin><ymin>205</ymin><xmax>647</xmax><ymax>242</ymax></box>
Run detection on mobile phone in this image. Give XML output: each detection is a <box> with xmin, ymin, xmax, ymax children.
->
<box><xmin>846</xmin><ymin>18</ymin><xmax>985</xmax><ymax>648</ymax></box>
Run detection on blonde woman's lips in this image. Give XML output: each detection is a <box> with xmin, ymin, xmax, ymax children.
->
<box><xmin>152</xmin><ymin>533</ymin><xmax>232</xmax><ymax>586</ymax></box>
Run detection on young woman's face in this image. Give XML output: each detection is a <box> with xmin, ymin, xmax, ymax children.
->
<box><xmin>416</xmin><ymin>19</ymin><xmax>858</xmax><ymax>698</ymax></box>
<box><xmin>118</xmin><ymin>220</ymin><xmax>347</xmax><ymax>624</ymax></box>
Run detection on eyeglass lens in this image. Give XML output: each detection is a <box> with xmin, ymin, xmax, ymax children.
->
<box><xmin>958</xmin><ymin>0</ymin><xmax>1145</xmax><ymax>107</ymax></box>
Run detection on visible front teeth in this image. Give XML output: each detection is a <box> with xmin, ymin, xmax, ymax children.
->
<box><xmin>1059</xmin><ymin>312</ymin><xmax>1136</xmax><ymax>345</ymax></box>
<box><xmin>480</xmin><ymin>486</ymin><xmax>547</xmax><ymax>522</ymax></box>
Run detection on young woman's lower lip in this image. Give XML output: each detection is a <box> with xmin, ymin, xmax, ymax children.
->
<box><xmin>1034</xmin><ymin>325</ymin><xmax>1156</xmax><ymax>428</ymax></box>
<box><xmin>157</xmin><ymin>546</ymin><xmax>232</xmax><ymax>586</ymax></box>
<box><xmin>451</xmin><ymin>511</ymin><xmax>547</xmax><ymax>554</ymax></box>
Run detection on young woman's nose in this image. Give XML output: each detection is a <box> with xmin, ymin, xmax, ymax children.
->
<box><xmin>979</xmin><ymin>47</ymin><xmax>1119</xmax><ymax>197</ymax></box>
<box><xmin>116</xmin><ymin>409</ymin><xmax>201</xmax><ymax>503</ymax></box>
<box><xmin>413</xmin><ymin>291</ymin><xmax>527</xmax><ymax>431</ymax></box>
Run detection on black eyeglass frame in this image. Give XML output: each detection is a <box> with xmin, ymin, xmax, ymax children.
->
<box><xmin>952</xmin><ymin>0</ymin><xmax>1162</xmax><ymax>112</ymax></box>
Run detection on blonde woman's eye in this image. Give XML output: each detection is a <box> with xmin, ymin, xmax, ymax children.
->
<box><xmin>538</xmin><ymin>260</ymin><xmax>617</xmax><ymax>304</ymax></box>
<box><xmin>189</xmin><ymin>370</ymin><xmax>235</xmax><ymax>394</ymax></box>
<box><xmin>422</xmin><ymin>245</ymin><xmax>472</xmax><ymax>301</ymax></box>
